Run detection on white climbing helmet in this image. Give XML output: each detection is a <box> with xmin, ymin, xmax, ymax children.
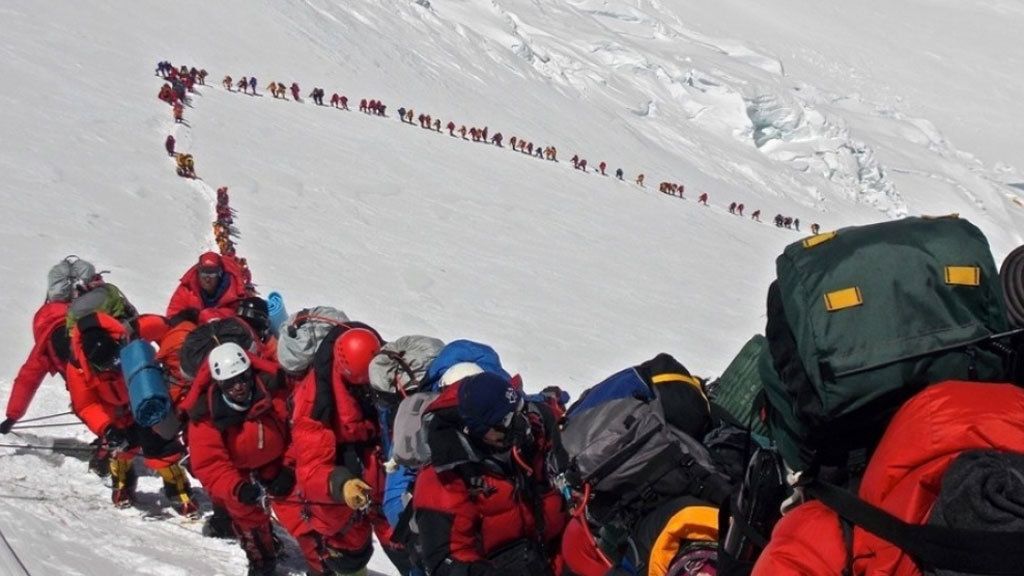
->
<box><xmin>208</xmin><ymin>342</ymin><xmax>252</xmax><ymax>381</ymax></box>
<box><xmin>441</xmin><ymin>362</ymin><xmax>484</xmax><ymax>387</ymax></box>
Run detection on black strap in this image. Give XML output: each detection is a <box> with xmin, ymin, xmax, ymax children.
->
<box><xmin>375</xmin><ymin>349</ymin><xmax>421</xmax><ymax>391</ymax></box>
<box><xmin>806</xmin><ymin>479</ymin><xmax>1024</xmax><ymax>574</ymax></box>
<box><xmin>838</xmin><ymin>516</ymin><xmax>854</xmax><ymax>576</ymax></box>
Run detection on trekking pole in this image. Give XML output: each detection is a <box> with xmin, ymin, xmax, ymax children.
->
<box><xmin>0</xmin><ymin>442</ymin><xmax>95</xmax><ymax>453</ymax></box>
<box><xmin>10</xmin><ymin>422</ymin><xmax>85</xmax><ymax>430</ymax></box>
<box><xmin>15</xmin><ymin>411</ymin><xmax>75</xmax><ymax>424</ymax></box>
<box><xmin>0</xmin><ymin>494</ymin><xmax>47</xmax><ymax>502</ymax></box>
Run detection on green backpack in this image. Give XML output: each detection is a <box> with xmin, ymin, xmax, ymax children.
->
<box><xmin>708</xmin><ymin>334</ymin><xmax>770</xmax><ymax>438</ymax></box>
<box><xmin>762</xmin><ymin>216</ymin><xmax>1011</xmax><ymax>472</ymax></box>
<box><xmin>66</xmin><ymin>283</ymin><xmax>138</xmax><ymax>330</ymax></box>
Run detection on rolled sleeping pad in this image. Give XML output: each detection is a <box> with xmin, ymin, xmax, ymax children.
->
<box><xmin>267</xmin><ymin>291</ymin><xmax>287</xmax><ymax>336</ymax></box>
<box><xmin>121</xmin><ymin>339</ymin><xmax>172</xmax><ymax>428</ymax></box>
<box><xmin>1001</xmin><ymin>244</ymin><xmax>1024</xmax><ymax>328</ymax></box>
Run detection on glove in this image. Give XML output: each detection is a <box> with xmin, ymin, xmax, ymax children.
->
<box><xmin>104</xmin><ymin>426</ymin><xmax>130</xmax><ymax>452</ymax></box>
<box><xmin>342</xmin><ymin>479</ymin><xmax>372</xmax><ymax>510</ymax></box>
<box><xmin>264</xmin><ymin>467</ymin><xmax>296</xmax><ymax>497</ymax></box>
<box><xmin>167</xmin><ymin>308</ymin><xmax>199</xmax><ymax>327</ymax></box>
<box><xmin>236</xmin><ymin>481</ymin><xmax>263</xmax><ymax>505</ymax></box>
<box><xmin>0</xmin><ymin>418</ymin><xmax>16</xmax><ymax>434</ymax></box>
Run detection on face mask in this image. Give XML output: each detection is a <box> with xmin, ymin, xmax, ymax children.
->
<box><xmin>496</xmin><ymin>412</ymin><xmax>532</xmax><ymax>449</ymax></box>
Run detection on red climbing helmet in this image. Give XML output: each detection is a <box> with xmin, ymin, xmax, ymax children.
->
<box><xmin>336</xmin><ymin>327</ymin><xmax>382</xmax><ymax>385</ymax></box>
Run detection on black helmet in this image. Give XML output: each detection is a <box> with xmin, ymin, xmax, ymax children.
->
<box><xmin>236</xmin><ymin>297</ymin><xmax>270</xmax><ymax>335</ymax></box>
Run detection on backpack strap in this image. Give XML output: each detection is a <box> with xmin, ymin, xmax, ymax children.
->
<box><xmin>805</xmin><ymin>479</ymin><xmax>1024</xmax><ymax>575</ymax></box>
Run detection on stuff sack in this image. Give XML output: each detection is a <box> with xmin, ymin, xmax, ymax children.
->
<box><xmin>369</xmin><ymin>335</ymin><xmax>445</xmax><ymax>397</ymax></box>
<box><xmin>423</xmin><ymin>339</ymin><xmax>511</xmax><ymax>388</ymax></box>
<box><xmin>47</xmin><ymin>255</ymin><xmax>97</xmax><ymax>303</ymax></box>
<box><xmin>763</xmin><ymin>216</ymin><xmax>1010</xmax><ymax>471</ymax></box>
<box><xmin>277</xmin><ymin>306</ymin><xmax>349</xmax><ymax>374</ymax></box>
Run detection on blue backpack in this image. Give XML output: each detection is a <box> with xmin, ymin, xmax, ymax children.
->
<box><xmin>423</xmin><ymin>339</ymin><xmax>511</xmax><ymax>389</ymax></box>
<box><xmin>567</xmin><ymin>353</ymin><xmax>710</xmax><ymax>439</ymax></box>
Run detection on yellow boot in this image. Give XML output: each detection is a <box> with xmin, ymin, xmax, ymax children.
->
<box><xmin>156</xmin><ymin>463</ymin><xmax>199</xmax><ymax>518</ymax></box>
<box><xmin>108</xmin><ymin>457</ymin><xmax>136</xmax><ymax>508</ymax></box>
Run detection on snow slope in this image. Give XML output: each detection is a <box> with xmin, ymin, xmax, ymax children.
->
<box><xmin>0</xmin><ymin>0</ymin><xmax>1022</xmax><ymax>574</ymax></box>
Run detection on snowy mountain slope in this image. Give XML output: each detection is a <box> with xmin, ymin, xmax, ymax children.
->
<box><xmin>1</xmin><ymin>0</ymin><xmax>1023</xmax><ymax>574</ymax></box>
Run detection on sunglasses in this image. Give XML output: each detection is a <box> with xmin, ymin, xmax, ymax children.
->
<box><xmin>219</xmin><ymin>374</ymin><xmax>251</xmax><ymax>391</ymax></box>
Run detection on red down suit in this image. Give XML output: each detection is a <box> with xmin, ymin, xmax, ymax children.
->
<box><xmin>165</xmin><ymin>256</ymin><xmax>248</xmax><ymax>319</ymax></box>
<box><xmin>412</xmin><ymin>382</ymin><xmax>568</xmax><ymax>576</ymax></box>
<box><xmin>753</xmin><ymin>380</ymin><xmax>1024</xmax><ymax>576</ymax></box>
<box><xmin>6</xmin><ymin>301</ymin><xmax>70</xmax><ymax>420</ymax></box>
<box><xmin>289</xmin><ymin>323</ymin><xmax>394</xmax><ymax>572</ymax></box>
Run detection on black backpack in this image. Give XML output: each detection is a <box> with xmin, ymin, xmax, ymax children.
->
<box><xmin>178</xmin><ymin>318</ymin><xmax>255</xmax><ymax>381</ymax></box>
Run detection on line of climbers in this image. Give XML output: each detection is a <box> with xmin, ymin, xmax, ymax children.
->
<box><xmin>22</xmin><ymin>61</ymin><xmax>1017</xmax><ymax>576</ymax></box>
<box><xmin>195</xmin><ymin>60</ymin><xmax>816</xmax><ymax>232</ymax></box>
<box><xmin>7</xmin><ymin>215</ymin><xmax>1024</xmax><ymax>576</ymax></box>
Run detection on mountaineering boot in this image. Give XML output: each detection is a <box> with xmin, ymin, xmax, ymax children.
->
<box><xmin>238</xmin><ymin>524</ymin><xmax>277</xmax><ymax>576</ymax></box>
<box><xmin>87</xmin><ymin>437</ymin><xmax>110</xmax><ymax>478</ymax></box>
<box><xmin>157</xmin><ymin>463</ymin><xmax>200</xmax><ymax>518</ymax></box>
<box><xmin>202</xmin><ymin>504</ymin><xmax>237</xmax><ymax>539</ymax></box>
<box><xmin>108</xmin><ymin>457</ymin><xmax>137</xmax><ymax>508</ymax></box>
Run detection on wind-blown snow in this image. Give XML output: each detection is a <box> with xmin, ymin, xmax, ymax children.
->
<box><xmin>1</xmin><ymin>0</ymin><xmax>1022</xmax><ymax>574</ymax></box>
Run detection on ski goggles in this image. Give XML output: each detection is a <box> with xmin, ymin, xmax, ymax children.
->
<box><xmin>198</xmin><ymin>267</ymin><xmax>223</xmax><ymax>280</ymax></box>
<box><xmin>492</xmin><ymin>394</ymin><xmax>526</xmax><ymax>432</ymax></box>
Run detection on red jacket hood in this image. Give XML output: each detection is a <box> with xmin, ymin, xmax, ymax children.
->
<box><xmin>859</xmin><ymin>380</ymin><xmax>1024</xmax><ymax>512</ymax></box>
<box><xmin>178</xmin><ymin>256</ymin><xmax>246</xmax><ymax>292</ymax></box>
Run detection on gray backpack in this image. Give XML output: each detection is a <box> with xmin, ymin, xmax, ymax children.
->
<box><xmin>369</xmin><ymin>335</ymin><xmax>445</xmax><ymax>396</ymax></box>
<box><xmin>277</xmin><ymin>306</ymin><xmax>349</xmax><ymax>374</ymax></box>
<box><xmin>47</xmin><ymin>256</ymin><xmax>97</xmax><ymax>303</ymax></box>
<box><xmin>389</xmin><ymin>390</ymin><xmax>442</xmax><ymax>469</ymax></box>
<box><xmin>559</xmin><ymin>397</ymin><xmax>730</xmax><ymax>513</ymax></box>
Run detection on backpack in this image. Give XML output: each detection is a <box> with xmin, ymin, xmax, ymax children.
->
<box><xmin>423</xmin><ymin>340</ymin><xmax>511</xmax><ymax>388</ymax></box>
<box><xmin>707</xmin><ymin>335</ymin><xmax>770</xmax><ymax>437</ymax></box>
<box><xmin>560</xmin><ymin>396</ymin><xmax>731</xmax><ymax>526</ymax></box>
<box><xmin>47</xmin><ymin>255</ymin><xmax>97</xmax><ymax>303</ymax></box>
<box><xmin>65</xmin><ymin>283</ymin><xmax>137</xmax><ymax>330</ymax></box>
<box><xmin>276</xmin><ymin>306</ymin><xmax>349</xmax><ymax>374</ymax></box>
<box><xmin>389</xmin><ymin>389</ymin><xmax>442</xmax><ymax>469</ymax></box>
<box><xmin>1001</xmin><ymin>243</ymin><xmax>1024</xmax><ymax>329</ymax></box>
<box><xmin>178</xmin><ymin>317</ymin><xmax>256</xmax><ymax>381</ymax></box>
<box><xmin>369</xmin><ymin>335</ymin><xmax>445</xmax><ymax>397</ymax></box>
<box><xmin>762</xmin><ymin>216</ymin><xmax>1012</xmax><ymax>472</ymax></box>
<box><xmin>569</xmin><ymin>353</ymin><xmax>711</xmax><ymax>441</ymax></box>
